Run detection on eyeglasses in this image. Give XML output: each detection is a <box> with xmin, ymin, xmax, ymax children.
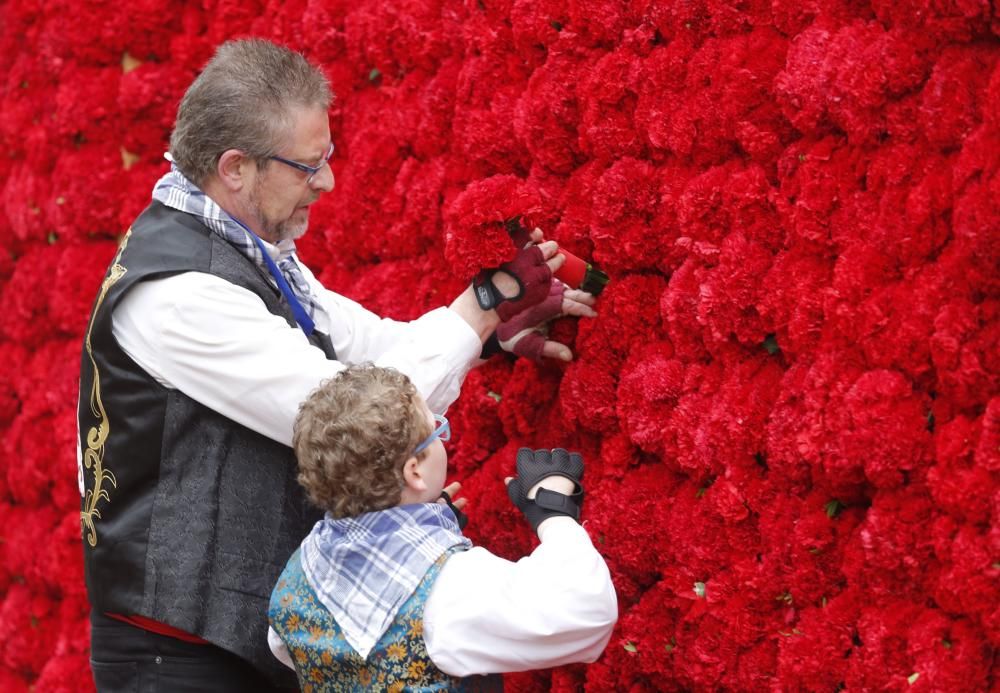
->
<box><xmin>413</xmin><ymin>414</ymin><xmax>451</xmax><ymax>455</ymax></box>
<box><xmin>269</xmin><ymin>142</ymin><xmax>335</xmax><ymax>183</ymax></box>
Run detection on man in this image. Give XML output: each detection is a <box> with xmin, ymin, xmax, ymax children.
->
<box><xmin>78</xmin><ymin>39</ymin><xmax>593</xmax><ymax>692</ymax></box>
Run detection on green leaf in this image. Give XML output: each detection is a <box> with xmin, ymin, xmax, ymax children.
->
<box><xmin>824</xmin><ymin>499</ymin><xmax>843</xmax><ymax>518</ymax></box>
<box><xmin>798</xmin><ymin>153</ymin><xmax>807</xmax><ymax>162</ymax></box>
<box><xmin>47</xmin><ymin>231</ymin><xmax>58</xmax><ymax>245</ymax></box>
<box><xmin>821</xmin><ymin>597</ymin><xmax>827</xmax><ymax>607</ymax></box>
<box><xmin>693</xmin><ymin>581</ymin><xmax>706</xmax><ymax>598</ymax></box>
<box><xmin>549</xmin><ymin>20</ymin><xmax>563</xmax><ymax>31</ymax></box>
<box><xmin>696</xmin><ymin>477</ymin><xmax>715</xmax><ymax>498</ymax></box>
<box><xmin>776</xmin><ymin>591</ymin><xmax>793</xmax><ymax>604</ymax></box>
<box><xmin>486</xmin><ymin>391</ymin><xmax>501</xmax><ymax>403</ymax></box>
<box><xmin>763</xmin><ymin>334</ymin><xmax>780</xmax><ymax>355</ymax></box>
<box><xmin>907</xmin><ymin>672</ymin><xmax>920</xmax><ymax>685</ymax></box>
<box><xmin>624</xmin><ymin>641</ymin><xmax>638</xmax><ymax>653</ymax></box>
<box><xmin>368</xmin><ymin>68</ymin><xmax>381</xmax><ymax>81</ymax></box>
<box><xmin>941</xmin><ymin>639</ymin><xmax>952</xmax><ymax>649</ymax></box>
<box><xmin>665</xmin><ymin>637</ymin><xmax>676</xmax><ymax>653</ymax></box>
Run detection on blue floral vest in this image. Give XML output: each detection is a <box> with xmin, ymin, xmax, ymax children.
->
<box><xmin>269</xmin><ymin>548</ymin><xmax>503</xmax><ymax>692</ymax></box>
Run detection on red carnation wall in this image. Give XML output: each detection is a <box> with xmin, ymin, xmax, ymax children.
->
<box><xmin>1</xmin><ymin>0</ymin><xmax>997</xmax><ymax>689</ymax></box>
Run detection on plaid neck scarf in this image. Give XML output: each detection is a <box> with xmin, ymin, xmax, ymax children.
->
<box><xmin>151</xmin><ymin>165</ymin><xmax>327</xmax><ymax>332</ymax></box>
<box><xmin>300</xmin><ymin>503</ymin><xmax>471</xmax><ymax>659</ymax></box>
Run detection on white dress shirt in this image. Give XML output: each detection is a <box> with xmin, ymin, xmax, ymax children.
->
<box><xmin>110</xmin><ymin>239</ymin><xmax>482</xmax><ymax>447</ymax></box>
<box><xmin>268</xmin><ymin>518</ymin><xmax>618</xmax><ymax>675</ymax></box>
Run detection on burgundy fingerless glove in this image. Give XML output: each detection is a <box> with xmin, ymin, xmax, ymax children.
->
<box><xmin>474</xmin><ymin>244</ymin><xmax>553</xmax><ymax>321</ymax></box>
<box><xmin>495</xmin><ymin>282</ymin><xmax>564</xmax><ymax>361</ymax></box>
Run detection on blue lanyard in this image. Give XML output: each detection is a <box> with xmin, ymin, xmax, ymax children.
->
<box><xmin>236</xmin><ymin>220</ymin><xmax>316</xmax><ymax>337</ymax></box>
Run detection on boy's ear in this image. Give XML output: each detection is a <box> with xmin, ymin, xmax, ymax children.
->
<box><xmin>402</xmin><ymin>455</ymin><xmax>427</xmax><ymax>492</ymax></box>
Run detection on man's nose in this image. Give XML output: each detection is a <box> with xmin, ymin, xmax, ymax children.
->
<box><xmin>310</xmin><ymin>163</ymin><xmax>334</xmax><ymax>193</ymax></box>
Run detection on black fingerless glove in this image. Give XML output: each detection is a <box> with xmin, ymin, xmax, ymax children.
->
<box><xmin>506</xmin><ymin>448</ymin><xmax>584</xmax><ymax>532</ymax></box>
<box><xmin>439</xmin><ymin>490</ymin><xmax>469</xmax><ymax>530</ymax></box>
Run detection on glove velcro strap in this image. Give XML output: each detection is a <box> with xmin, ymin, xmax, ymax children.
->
<box><xmin>473</xmin><ymin>269</ymin><xmax>524</xmax><ymax>311</ymax></box>
<box><xmin>533</xmin><ymin>487</ymin><xmax>582</xmax><ymax>522</ymax></box>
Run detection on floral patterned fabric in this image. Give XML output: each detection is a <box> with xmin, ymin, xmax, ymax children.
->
<box><xmin>269</xmin><ymin>548</ymin><xmax>502</xmax><ymax>693</ymax></box>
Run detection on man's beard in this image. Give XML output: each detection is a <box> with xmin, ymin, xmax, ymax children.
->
<box><xmin>247</xmin><ymin>178</ymin><xmax>309</xmax><ymax>242</ymax></box>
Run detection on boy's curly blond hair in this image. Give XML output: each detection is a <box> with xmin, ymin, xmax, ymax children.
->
<box><xmin>293</xmin><ymin>364</ymin><xmax>431</xmax><ymax>518</ymax></box>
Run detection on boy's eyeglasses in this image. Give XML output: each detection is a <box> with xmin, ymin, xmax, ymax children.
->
<box><xmin>270</xmin><ymin>142</ymin><xmax>335</xmax><ymax>183</ymax></box>
<box><xmin>413</xmin><ymin>414</ymin><xmax>451</xmax><ymax>455</ymax></box>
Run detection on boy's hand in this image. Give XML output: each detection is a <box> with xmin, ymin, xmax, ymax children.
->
<box><xmin>505</xmin><ymin>448</ymin><xmax>584</xmax><ymax>532</ymax></box>
<box><xmin>438</xmin><ymin>482</ymin><xmax>468</xmax><ymax>530</ymax></box>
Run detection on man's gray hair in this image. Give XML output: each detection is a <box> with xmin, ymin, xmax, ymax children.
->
<box><xmin>169</xmin><ymin>39</ymin><xmax>332</xmax><ymax>186</ymax></box>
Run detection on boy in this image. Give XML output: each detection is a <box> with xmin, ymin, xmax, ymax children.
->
<box><xmin>268</xmin><ymin>364</ymin><xmax>617</xmax><ymax>691</ymax></box>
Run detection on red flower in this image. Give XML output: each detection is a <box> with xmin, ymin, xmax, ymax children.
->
<box><xmin>589</xmin><ymin>157</ymin><xmax>663</xmax><ymax>272</ymax></box>
<box><xmin>0</xmin><ymin>584</ymin><xmax>58</xmax><ymax>676</ymax></box>
<box><xmin>822</xmin><ymin>370</ymin><xmax>931</xmax><ymax>491</ymax></box>
<box><xmin>842</xmin><ymin>486</ymin><xmax>940</xmax><ymax>601</ymax></box>
<box><xmin>31</xmin><ymin>654</ymin><xmax>95</xmax><ymax>693</ymax></box>
<box><xmin>928</xmin><ymin>414</ymin><xmax>994</xmax><ymax>524</ymax></box>
<box><xmin>577</xmin><ymin>46</ymin><xmax>644</xmax><ymax>161</ymax></box>
<box><xmin>443</xmin><ymin>175</ymin><xmax>543</xmax><ymax>279</ymax></box>
<box><xmin>616</xmin><ymin>341</ymin><xmax>681</xmax><ymax>455</ymax></box>
<box><xmin>513</xmin><ymin>37</ymin><xmax>593</xmax><ymax>174</ymax></box>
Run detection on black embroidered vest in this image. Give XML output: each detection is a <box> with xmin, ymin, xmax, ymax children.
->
<box><xmin>78</xmin><ymin>201</ymin><xmax>332</xmax><ymax>686</ymax></box>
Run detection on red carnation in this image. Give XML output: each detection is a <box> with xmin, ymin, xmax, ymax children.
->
<box><xmin>585</xmin><ymin>465</ymin><xmax>682</xmax><ymax>603</ymax></box>
<box><xmin>443</xmin><ymin>175</ymin><xmax>543</xmax><ymax>279</ymax></box>
<box><xmin>446</xmin><ymin>364</ymin><xmax>508</xmax><ymax>478</ymax></box>
<box><xmin>842</xmin><ymin>486</ymin><xmax>939</xmax><ymax>601</ymax></box>
<box><xmin>616</xmin><ymin>342</ymin><xmax>682</xmax><ymax>455</ymax></box>
<box><xmin>931</xmin><ymin>517</ymin><xmax>999</xmax><ymax>633</ymax></box>
<box><xmin>577</xmin><ymin>46</ymin><xmax>644</xmax><ymax>161</ymax></box>
<box><xmin>826</xmin><ymin>369</ymin><xmax>932</xmax><ymax>490</ymax></box>
<box><xmin>928</xmin><ymin>415</ymin><xmax>994</xmax><ymax>524</ymax></box>
<box><xmin>31</xmin><ymin>654</ymin><xmax>95</xmax><ymax>693</ymax></box>
<box><xmin>589</xmin><ymin>157</ymin><xmax>663</xmax><ymax>272</ymax></box>
<box><xmin>0</xmin><ymin>584</ymin><xmax>58</xmax><ymax>676</ymax></box>
<box><xmin>343</xmin><ymin>0</ymin><xmax>451</xmax><ymax>77</ymax></box>
<box><xmin>513</xmin><ymin>38</ymin><xmax>592</xmax><ymax>174</ymax></box>
<box><xmin>932</xmin><ymin>299</ymin><xmax>1000</xmax><ymax>413</ymax></box>
<box><xmin>759</xmin><ymin>248</ymin><xmax>831</xmax><ymax>358</ymax></box>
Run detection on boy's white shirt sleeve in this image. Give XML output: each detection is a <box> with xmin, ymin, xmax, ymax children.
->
<box><xmin>422</xmin><ymin>519</ymin><xmax>618</xmax><ymax>676</ymax></box>
<box><xmin>111</xmin><ymin>269</ymin><xmax>481</xmax><ymax>447</ymax></box>
<box><xmin>267</xmin><ymin>626</ymin><xmax>295</xmax><ymax>670</ymax></box>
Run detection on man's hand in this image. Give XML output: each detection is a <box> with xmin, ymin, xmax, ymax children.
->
<box><xmin>475</xmin><ymin>230</ymin><xmax>565</xmax><ymax>321</ymax></box>
<box><xmin>496</xmin><ymin>282</ymin><xmax>597</xmax><ymax>362</ymax></box>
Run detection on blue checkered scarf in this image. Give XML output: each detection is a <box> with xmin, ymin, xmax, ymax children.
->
<box><xmin>300</xmin><ymin>503</ymin><xmax>471</xmax><ymax>659</ymax></box>
<box><xmin>151</xmin><ymin>164</ymin><xmax>326</xmax><ymax>327</ymax></box>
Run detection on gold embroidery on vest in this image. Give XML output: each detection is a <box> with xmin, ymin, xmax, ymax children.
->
<box><xmin>80</xmin><ymin>228</ymin><xmax>131</xmax><ymax>547</ymax></box>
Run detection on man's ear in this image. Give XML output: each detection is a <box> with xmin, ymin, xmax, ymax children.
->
<box><xmin>216</xmin><ymin>149</ymin><xmax>250</xmax><ymax>192</ymax></box>
<box><xmin>402</xmin><ymin>456</ymin><xmax>427</xmax><ymax>493</ymax></box>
